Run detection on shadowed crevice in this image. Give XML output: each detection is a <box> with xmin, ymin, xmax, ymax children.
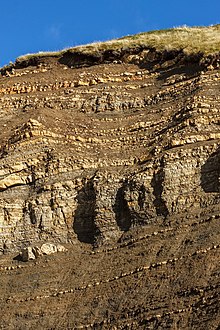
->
<box><xmin>113</xmin><ymin>183</ymin><xmax>132</xmax><ymax>232</ymax></box>
<box><xmin>201</xmin><ymin>147</ymin><xmax>220</xmax><ymax>193</ymax></box>
<box><xmin>73</xmin><ymin>179</ymin><xmax>98</xmax><ymax>244</ymax></box>
<box><xmin>151</xmin><ymin>168</ymin><xmax>169</xmax><ymax>218</ymax></box>
<box><xmin>59</xmin><ymin>51</ymin><xmax>102</xmax><ymax>68</ymax></box>
<box><xmin>113</xmin><ymin>181</ymin><xmax>150</xmax><ymax>232</ymax></box>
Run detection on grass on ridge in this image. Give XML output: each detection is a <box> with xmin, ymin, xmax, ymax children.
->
<box><xmin>13</xmin><ymin>24</ymin><xmax>220</xmax><ymax>63</ymax></box>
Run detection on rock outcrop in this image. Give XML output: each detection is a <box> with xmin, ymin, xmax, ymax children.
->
<box><xmin>0</xmin><ymin>26</ymin><xmax>220</xmax><ymax>329</ymax></box>
<box><xmin>21</xmin><ymin>243</ymin><xmax>67</xmax><ymax>261</ymax></box>
<box><xmin>0</xmin><ymin>46</ymin><xmax>219</xmax><ymax>252</ymax></box>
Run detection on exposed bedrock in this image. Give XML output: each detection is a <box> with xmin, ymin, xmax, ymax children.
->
<box><xmin>0</xmin><ymin>46</ymin><xmax>220</xmax><ymax>253</ymax></box>
<box><xmin>0</xmin><ymin>142</ymin><xmax>219</xmax><ymax>253</ymax></box>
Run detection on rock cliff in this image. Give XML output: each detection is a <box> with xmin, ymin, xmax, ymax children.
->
<box><xmin>0</xmin><ymin>26</ymin><xmax>220</xmax><ymax>329</ymax></box>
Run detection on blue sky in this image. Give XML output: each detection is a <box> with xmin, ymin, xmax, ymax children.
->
<box><xmin>1</xmin><ymin>0</ymin><xmax>220</xmax><ymax>67</ymax></box>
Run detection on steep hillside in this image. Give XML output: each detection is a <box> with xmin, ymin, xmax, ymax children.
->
<box><xmin>0</xmin><ymin>25</ymin><xmax>220</xmax><ymax>329</ymax></box>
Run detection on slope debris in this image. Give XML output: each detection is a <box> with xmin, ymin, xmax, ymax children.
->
<box><xmin>0</xmin><ymin>26</ymin><xmax>220</xmax><ymax>329</ymax></box>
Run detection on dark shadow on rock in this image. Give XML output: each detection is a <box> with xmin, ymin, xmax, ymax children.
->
<box><xmin>201</xmin><ymin>146</ymin><xmax>220</xmax><ymax>193</ymax></box>
<box><xmin>136</xmin><ymin>49</ymin><xmax>203</xmax><ymax>73</ymax></box>
<box><xmin>151</xmin><ymin>168</ymin><xmax>169</xmax><ymax>218</ymax></box>
<box><xmin>13</xmin><ymin>254</ymin><xmax>23</xmax><ymax>261</ymax></box>
<box><xmin>113</xmin><ymin>181</ymin><xmax>149</xmax><ymax>231</ymax></box>
<box><xmin>59</xmin><ymin>50</ymin><xmax>103</xmax><ymax>68</ymax></box>
<box><xmin>59</xmin><ymin>47</ymin><xmax>144</xmax><ymax>68</ymax></box>
<box><xmin>156</xmin><ymin>52</ymin><xmax>203</xmax><ymax>80</ymax></box>
<box><xmin>157</xmin><ymin>63</ymin><xmax>202</xmax><ymax>81</ymax></box>
<box><xmin>73</xmin><ymin>178</ymin><xmax>98</xmax><ymax>244</ymax></box>
<box><xmin>113</xmin><ymin>183</ymin><xmax>132</xmax><ymax>232</ymax></box>
<box><xmin>137</xmin><ymin>48</ymin><xmax>182</xmax><ymax>71</ymax></box>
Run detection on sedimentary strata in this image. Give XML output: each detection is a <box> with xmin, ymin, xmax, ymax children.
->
<box><xmin>0</xmin><ymin>36</ymin><xmax>219</xmax><ymax>329</ymax></box>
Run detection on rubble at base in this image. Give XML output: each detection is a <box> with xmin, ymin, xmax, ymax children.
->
<box><xmin>21</xmin><ymin>243</ymin><xmax>68</xmax><ymax>261</ymax></box>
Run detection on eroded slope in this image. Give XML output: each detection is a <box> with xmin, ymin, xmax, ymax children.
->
<box><xmin>0</xmin><ymin>38</ymin><xmax>219</xmax><ymax>329</ymax></box>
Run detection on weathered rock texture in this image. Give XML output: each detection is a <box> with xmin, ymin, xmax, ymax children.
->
<box><xmin>0</xmin><ymin>44</ymin><xmax>219</xmax><ymax>329</ymax></box>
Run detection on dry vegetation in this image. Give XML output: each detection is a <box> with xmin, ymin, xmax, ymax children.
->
<box><xmin>16</xmin><ymin>24</ymin><xmax>220</xmax><ymax>63</ymax></box>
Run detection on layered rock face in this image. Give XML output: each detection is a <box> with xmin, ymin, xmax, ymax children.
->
<box><xmin>0</xmin><ymin>45</ymin><xmax>220</xmax><ymax>328</ymax></box>
<box><xmin>0</xmin><ymin>49</ymin><xmax>219</xmax><ymax>252</ymax></box>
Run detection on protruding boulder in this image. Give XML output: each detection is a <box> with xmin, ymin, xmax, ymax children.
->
<box><xmin>21</xmin><ymin>243</ymin><xmax>67</xmax><ymax>261</ymax></box>
<box><xmin>32</xmin><ymin>245</ymin><xmax>43</xmax><ymax>258</ymax></box>
<box><xmin>40</xmin><ymin>243</ymin><xmax>57</xmax><ymax>255</ymax></box>
<box><xmin>56</xmin><ymin>244</ymin><xmax>68</xmax><ymax>253</ymax></box>
<box><xmin>21</xmin><ymin>246</ymin><xmax>36</xmax><ymax>262</ymax></box>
